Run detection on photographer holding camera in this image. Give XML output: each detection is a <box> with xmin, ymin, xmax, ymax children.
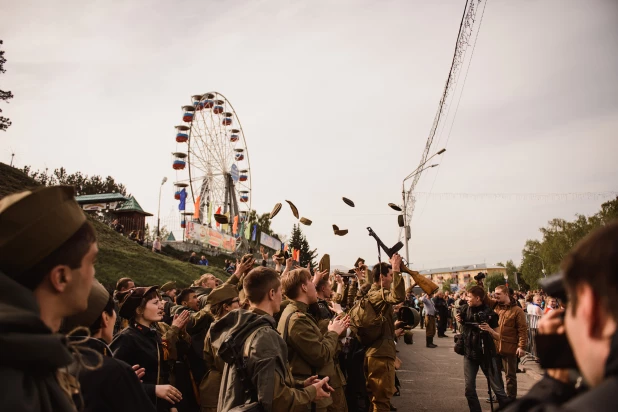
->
<box><xmin>504</xmin><ymin>222</ymin><xmax>618</xmax><ymax>411</ymax></box>
<box><xmin>456</xmin><ymin>285</ymin><xmax>511</xmax><ymax>411</ymax></box>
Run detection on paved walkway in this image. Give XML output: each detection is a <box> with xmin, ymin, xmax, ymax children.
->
<box><xmin>391</xmin><ymin>330</ymin><xmax>542</xmax><ymax>411</ymax></box>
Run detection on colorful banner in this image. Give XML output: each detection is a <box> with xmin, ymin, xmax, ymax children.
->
<box><xmin>185</xmin><ymin>222</ymin><xmax>237</xmax><ymax>252</ymax></box>
<box><xmin>259</xmin><ymin>232</ymin><xmax>282</xmax><ymax>251</ymax></box>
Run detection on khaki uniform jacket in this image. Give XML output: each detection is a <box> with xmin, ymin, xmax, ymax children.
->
<box><xmin>278</xmin><ymin>300</ymin><xmax>341</xmax><ymax>406</ymax></box>
<box><xmin>365</xmin><ymin>271</ymin><xmax>406</xmax><ymax>360</ymax></box>
<box><xmin>492</xmin><ymin>301</ymin><xmax>528</xmax><ymax>356</ymax></box>
<box><xmin>215</xmin><ymin>308</ymin><xmax>316</xmax><ymax>412</ymax></box>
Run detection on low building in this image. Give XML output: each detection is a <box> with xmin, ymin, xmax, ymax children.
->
<box><xmin>418</xmin><ymin>263</ymin><xmax>507</xmax><ymax>291</ymax></box>
<box><xmin>75</xmin><ymin>193</ymin><xmax>153</xmax><ymax>235</ymax></box>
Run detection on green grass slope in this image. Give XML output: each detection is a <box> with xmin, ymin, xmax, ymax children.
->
<box><xmin>0</xmin><ymin>162</ymin><xmax>228</xmax><ymax>289</ymax></box>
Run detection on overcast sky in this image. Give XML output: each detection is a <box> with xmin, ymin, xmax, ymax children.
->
<box><xmin>2</xmin><ymin>0</ymin><xmax>617</xmax><ymax>270</ymax></box>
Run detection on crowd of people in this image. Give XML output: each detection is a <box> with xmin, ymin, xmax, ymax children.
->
<box><xmin>1</xmin><ymin>185</ymin><xmax>617</xmax><ymax>412</ymax></box>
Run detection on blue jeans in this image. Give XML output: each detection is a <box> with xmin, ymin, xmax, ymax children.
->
<box><xmin>464</xmin><ymin>356</ymin><xmax>510</xmax><ymax>412</ymax></box>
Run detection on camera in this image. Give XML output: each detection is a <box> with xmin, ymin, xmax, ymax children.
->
<box><xmin>474</xmin><ymin>272</ymin><xmax>486</xmax><ymax>282</ymax></box>
<box><xmin>473</xmin><ymin>311</ymin><xmax>488</xmax><ymax>324</ymax></box>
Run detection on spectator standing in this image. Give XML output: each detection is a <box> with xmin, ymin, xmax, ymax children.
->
<box><xmin>188</xmin><ymin>252</ymin><xmax>199</xmax><ymax>264</ymax></box>
<box><xmin>422</xmin><ymin>293</ymin><xmax>438</xmax><ymax>348</ymax></box>
<box><xmin>433</xmin><ymin>291</ymin><xmax>449</xmax><ymax>338</ymax></box>
<box><xmin>526</xmin><ymin>294</ymin><xmax>544</xmax><ymax>316</ymax></box>
<box><xmin>0</xmin><ymin>186</ymin><xmax>97</xmax><ymax>412</ymax></box>
<box><xmin>543</xmin><ymin>297</ymin><xmax>558</xmax><ymax>314</ymax></box>
<box><xmin>112</xmin><ymin>218</ymin><xmax>125</xmax><ymax>235</ymax></box>
<box><xmin>113</xmin><ymin>277</ymin><xmax>135</xmax><ymax>334</ymax></box>
<box><xmin>153</xmin><ymin>236</ymin><xmax>162</xmax><ymax>253</ymax></box>
<box><xmin>485</xmin><ymin>285</ymin><xmax>528</xmax><ymax>401</ymax></box>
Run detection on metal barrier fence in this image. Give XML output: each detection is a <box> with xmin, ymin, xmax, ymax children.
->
<box><xmin>521</xmin><ymin>313</ymin><xmax>541</xmax><ymax>364</ymax></box>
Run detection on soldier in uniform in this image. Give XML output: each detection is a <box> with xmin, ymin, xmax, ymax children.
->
<box><xmin>113</xmin><ymin>277</ymin><xmax>135</xmax><ymax>334</ymax></box>
<box><xmin>364</xmin><ymin>254</ymin><xmax>406</xmax><ymax>412</ymax></box>
<box><xmin>200</xmin><ymin>281</ymin><xmax>241</xmax><ymax>412</ymax></box>
<box><xmin>279</xmin><ymin>268</ymin><xmax>350</xmax><ymax>412</ymax></box>
<box><xmin>0</xmin><ymin>186</ymin><xmax>98</xmax><ymax>411</ymax></box>
<box><xmin>161</xmin><ymin>281</ymin><xmax>177</xmax><ymax>325</ymax></box>
<box><xmin>215</xmin><ymin>266</ymin><xmax>333</xmax><ymax>411</ymax></box>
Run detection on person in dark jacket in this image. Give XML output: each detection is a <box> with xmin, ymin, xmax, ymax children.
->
<box><xmin>504</xmin><ymin>222</ymin><xmax>618</xmax><ymax>412</ymax></box>
<box><xmin>61</xmin><ymin>280</ymin><xmax>155</xmax><ymax>412</ymax></box>
<box><xmin>113</xmin><ymin>277</ymin><xmax>135</xmax><ymax>334</ymax></box>
<box><xmin>0</xmin><ymin>186</ymin><xmax>98</xmax><ymax>412</ymax></box>
<box><xmin>455</xmin><ymin>285</ymin><xmax>510</xmax><ymax>411</ymax></box>
<box><xmin>433</xmin><ymin>291</ymin><xmax>449</xmax><ymax>338</ymax></box>
<box><xmin>111</xmin><ymin>286</ymin><xmax>182</xmax><ymax>412</ymax></box>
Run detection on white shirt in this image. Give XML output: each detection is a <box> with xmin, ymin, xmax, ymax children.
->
<box><xmin>527</xmin><ymin>303</ymin><xmax>543</xmax><ymax>316</ymax></box>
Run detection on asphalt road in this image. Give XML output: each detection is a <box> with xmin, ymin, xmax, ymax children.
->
<box><xmin>390</xmin><ymin>330</ymin><xmax>538</xmax><ymax>412</ymax></box>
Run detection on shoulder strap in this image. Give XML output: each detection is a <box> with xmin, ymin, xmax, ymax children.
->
<box><xmin>282</xmin><ymin>310</ymin><xmax>299</xmax><ymax>342</ymax></box>
<box><xmin>243</xmin><ymin>326</ymin><xmax>266</xmax><ymax>358</ymax></box>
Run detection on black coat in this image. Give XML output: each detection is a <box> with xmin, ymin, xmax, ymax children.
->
<box><xmin>110</xmin><ymin>323</ymin><xmax>172</xmax><ymax>412</ymax></box>
<box><xmin>70</xmin><ymin>337</ymin><xmax>155</xmax><ymax>412</ymax></box>
<box><xmin>0</xmin><ymin>271</ymin><xmax>76</xmax><ymax>412</ymax></box>
<box><xmin>459</xmin><ymin>303</ymin><xmax>499</xmax><ymax>361</ymax></box>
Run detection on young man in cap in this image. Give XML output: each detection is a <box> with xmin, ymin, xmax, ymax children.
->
<box><xmin>365</xmin><ymin>254</ymin><xmax>406</xmax><ymax>412</ymax></box>
<box><xmin>278</xmin><ymin>268</ymin><xmax>350</xmax><ymax>412</ymax></box>
<box><xmin>214</xmin><ymin>266</ymin><xmax>333</xmax><ymax>411</ymax></box>
<box><xmin>0</xmin><ymin>186</ymin><xmax>98</xmax><ymax>412</ymax></box>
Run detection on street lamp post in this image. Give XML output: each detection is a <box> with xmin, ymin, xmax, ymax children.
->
<box><xmin>157</xmin><ymin>177</ymin><xmax>168</xmax><ymax>237</ymax></box>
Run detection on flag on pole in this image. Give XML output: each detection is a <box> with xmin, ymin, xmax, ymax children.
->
<box><xmin>207</xmin><ymin>202</ymin><xmax>212</xmax><ymax>224</ymax></box>
<box><xmin>292</xmin><ymin>248</ymin><xmax>300</xmax><ymax>262</ymax></box>
<box><xmin>283</xmin><ymin>243</ymin><xmax>289</xmax><ymax>252</ymax></box>
<box><xmin>193</xmin><ymin>196</ymin><xmax>201</xmax><ymax>219</ymax></box>
<box><xmin>244</xmin><ymin>221</ymin><xmax>251</xmax><ymax>239</ymax></box>
<box><xmin>251</xmin><ymin>224</ymin><xmax>257</xmax><ymax>241</ymax></box>
<box><xmin>233</xmin><ymin>216</ymin><xmax>239</xmax><ymax>235</ymax></box>
<box><xmin>222</xmin><ymin>212</ymin><xmax>230</xmax><ymax>232</ymax></box>
<box><xmin>178</xmin><ymin>188</ymin><xmax>187</xmax><ymax>211</ymax></box>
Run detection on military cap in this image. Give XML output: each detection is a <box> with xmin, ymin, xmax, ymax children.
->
<box><xmin>269</xmin><ymin>203</ymin><xmax>282</xmax><ymax>219</ymax></box>
<box><xmin>397</xmin><ymin>306</ymin><xmax>421</xmax><ymax>329</ymax></box>
<box><xmin>117</xmin><ymin>286</ymin><xmax>159</xmax><ymax>319</ymax></box>
<box><xmin>332</xmin><ymin>224</ymin><xmax>339</xmax><ymax>231</ymax></box>
<box><xmin>334</xmin><ymin>229</ymin><xmax>348</xmax><ymax>236</ymax></box>
<box><xmin>0</xmin><ymin>186</ymin><xmax>87</xmax><ymax>275</ymax></box>
<box><xmin>214</xmin><ymin>214</ymin><xmax>229</xmax><ymax>224</ymax></box>
<box><xmin>342</xmin><ymin>197</ymin><xmax>355</xmax><ymax>207</ymax></box>
<box><xmin>61</xmin><ymin>280</ymin><xmax>110</xmax><ymax>333</ymax></box>
<box><xmin>354</xmin><ymin>257</ymin><xmax>365</xmax><ymax>268</ymax></box>
<box><xmin>285</xmin><ymin>200</ymin><xmax>299</xmax><ymax>219</ymax></box>
<box><xmin>299</xmin><ymin>217</ymin><xmax>312</xmax><ymax>226</ymax></box>
<box><xmin>318</xmin><ymin>254</ymin><xmax>330</xmax><ymax>274</ymax></box>
<box><xmin>388</xmin><ymin>203</ymin><xmax>402</xmax><ymax>212</ymax></box>
<box><xmin>205</xmin><ymin>284</ymin><xmax>239</xmax><ymax>306</ymax></box>
<box><xmin>161</xmin><ymin>281</ymin><xmax>177</xmax><ymax>292</ymax></box>
<box><xmin>273</xmin><ymin>249</ymin><xmax>286</xmax><ymax>261</ymax></box>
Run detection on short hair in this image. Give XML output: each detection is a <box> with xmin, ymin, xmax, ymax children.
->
<box><xmin>89</xmin><ymin>294</ymin><xmax>115</xmax><ymax>335</ymax></box>
<box><xmin>495</xmin><ymin>285</ymin><xmax>509</xmax><ymax>295</ymax></box>
<box><xmin>281</xmin><ymin>268</ymin><xmax>311</xmax><ymax>300</ymax></box>
<box><xmin>134</xmin><ymin>289</ymin><xmax>160</xmax><ymax>319</ymax></box>
<box><xmin>468</xmin><ymin>286</ymin><xmax>485</xmax><ymax>299</ymax></box>
<box><xmin>243</xmin><ymin>266</ymin><xmax>281</xmax><ymax>304</ymax></box>
<box><xmin>316</xmin><ymin>275</ymin><xmax>330</xmax><ymax>293</ymax></box>
<box><xmin>177</xmin><ymin>288</ymin><xmax>195</xmax><ymax>305</ymax></box>
<box><xmin>17</xmin><ymin>221</ymin><xmax>97</xmax><ymax>290</ymax></box>
<box><xmin>372</xmin><ymin>262</ymin><xmax>391</xmax><ymax>283</ymax></box>
<box><xmin>116</xmin><ymin>277</ymin><xmax>134</xmax><ymax>291</ymax></box>
<box><xmin>562</xmin><ymin>221</ymin><xmax>618</xmax><ymax>320</ymax></box>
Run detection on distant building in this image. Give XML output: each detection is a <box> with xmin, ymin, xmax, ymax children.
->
<box><xmin>419</xmin><ymin>263</ymin><xmax>507</xmax><ymax>291</ymax></box>
<box><xmin>76</xmin><ymin>193</ymin><xmax>153</xmax><ymax>235</ymax></box>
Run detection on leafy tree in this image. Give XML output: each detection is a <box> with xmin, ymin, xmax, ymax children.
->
<box><xmin>20</xmin><ymin>165</ymin><xmax>128</xmax><ymax>196</ymax></box>
<box><xmin>288</xmin><ymin>224</ymin><xmax>317</xmax><ymax>270</ymax></box>
<box><xmin>465</xmin><ymin>280</ymin><xmax>478</xmax><ymax>291</ymax></box>
<box><xmin>442</xmin><ymin>278</ymin><xmax>455</xmax><ymax>293</ymax></box>
<box><xmin>495</xmin><ymin>260</ymin><xmax>520</xmax><ymax>290</ymax></box>
<box><xmin>0</xmin><ymin>40</ymin><xmax>13</xmax><ymax>132</ymax></box>
<box><xmin>484</xmin><ymin>273</ymin><xmax>506</xmax><ymax>293</ymax></box>
<box><xmin>519</xmin><ymin>196</ymin><xmax>618</xmax><ymax>289</ymax></box>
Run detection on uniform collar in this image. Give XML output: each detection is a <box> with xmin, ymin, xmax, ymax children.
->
<box><xmin>132</xmin><ymin>322</ymin><xmax>157</xmax><ymax>336</ymax></box>
<box><xmin>290</xmin><ymin>300</ymin><xmax>309</xmax><ymax>313</ymax></box>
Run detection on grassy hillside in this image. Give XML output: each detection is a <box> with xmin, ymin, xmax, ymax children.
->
<box><xmin>0</xmin><ymin>162</ymin><xmax>229</xmax><ymax>289</ymax></box>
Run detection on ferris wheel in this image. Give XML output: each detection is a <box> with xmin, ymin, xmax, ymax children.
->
<box><xmin>172</xmin><ymin>92</ymin><xmax>251</xmax><ymax>235</ymax></box>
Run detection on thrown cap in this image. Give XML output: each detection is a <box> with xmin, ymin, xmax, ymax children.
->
<box><xmin>318</xmin><ymin>254</ymin><xmax>330</xmax><ymax>274</ymax></box>
<box><xmin>342</xmin><ymin>197</ymin><xmax>355</xmax><ymax>207</ymax></box>
<box><xmin>354</xmin><ymin>257</ymin><xmax>365</xmax><ymax>268</ymax></box>
<box><xmin>332</xmin><ymin>224</ymin><xmax>339</xmax><ymax>231</ymax></box>
<box><xmin>285</xmin><ymin>200</ymin><xmax>299</xmax><ymax>219</ymax></box>
<box><xmin>205</xmin><ymin>283</ymin><xmax>239</xmax><ymax>306</ymax></box>
<box><xmin>269</xmin><ymin>203</ymin><xmax>282</xmax><ymax>219</ymax></box>
<box><xmin>61</xmin><ymin>280</ymin><xmax>110</xmax><ymax>333</ymax></box>
<box><xmin>117</xmin><ymin>286</ymin><xmax>159</xmax><ymax>319</ymax></box>
<box><xmin>214</xmin><ymin>214</ymin><xmax>229</xmax><ymax>224</ymax></box>
<box><xmin>299</xmin><ymin>217</ymin><xmax>312</xmax><ymax>226</ymax></box>
<box><xmin>161</xmin><ymin>281</ymin><xmax>177</xmax><ymax>292</ymax></box>
<box><xmin>0</xmin><ymin>186</ymin><xmax>87</xmax><ymax>276</ymax></box>
<box><xmin>334</xmin><ymin>229</ymin><xmax>348</xmax><ymax>236</ymax></box>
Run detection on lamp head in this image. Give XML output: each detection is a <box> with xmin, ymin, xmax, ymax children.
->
<box><xmin>161</xmin><ymin>177</ymin><xmax>168</xmax><ymax>185</ymax></box>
